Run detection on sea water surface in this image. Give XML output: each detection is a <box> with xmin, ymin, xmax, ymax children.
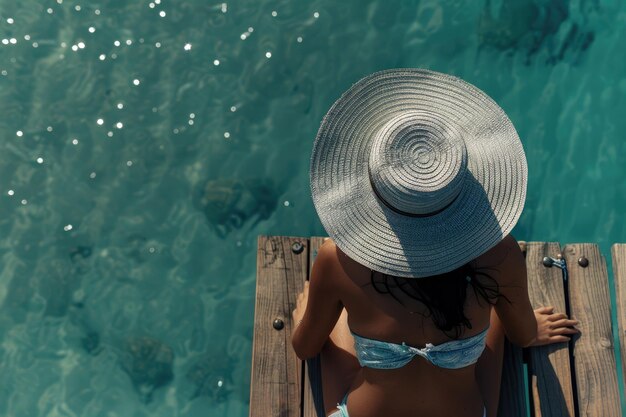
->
<box><xmin>0</xmin><ymin>0</ymin><xmax>625</xmax><ymax>416</ymax></box>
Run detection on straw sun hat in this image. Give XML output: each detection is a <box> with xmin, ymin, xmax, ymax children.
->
<box><xmin>310</xmin><ymin>69</ymin><xmax>527</xmax><ymax>278</ymax></box>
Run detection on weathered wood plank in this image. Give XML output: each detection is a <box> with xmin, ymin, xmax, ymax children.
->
<box><xmin>250</xmin><ymin>236</ymin><xmax>309</xmax><ymax>417</ymax></box>
<box><xmin>563</xmin><ymin>244</ymin><xmax>621</xmax><ymax>416</ymax></box>
<box><xmin>525</xmin><ymin>242</ymin><xmax>575</xmax><ymax>417</ymax></box>
<box><xmin>611</xmin><ymin>244</ymin><xmax>626</xmax><ymax>398</ymax></box>
<box><xmin>303</xmin><ymin>237</ymin><xmax>328</xmax><ymax>417</ymax></box>
<box><xmin>498</xmin><ymin>340</ymin><xmax>529</xmax><ymax>417</ymax></box>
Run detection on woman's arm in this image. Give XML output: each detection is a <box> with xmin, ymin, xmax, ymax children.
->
<box><xmin>490</xmin><ymin>235</ymin><xmax>578</xmax><ymax>347</ymax></box>
<box><xmin>488</xmin><ymin>235</ymin><xmax>538</xmax><ymax>347</ymax></box>
<box><xmin>291</xmin><ymin>240</ymin><xmax>343</xmax><ymax>359</ymax></box>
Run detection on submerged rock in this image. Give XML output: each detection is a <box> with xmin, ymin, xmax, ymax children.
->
<box><xmin>121</xmin><ymin>337</ymin><xmax>174</xmax><ymax>403</ymax></box>
<box><xmin>197</xmin><ymin>178</ymin><xmax>278</xmax><ymax>238</ymax></box>
<box><xmin>81</xmin><ymin>331</ymin><xmax>100</xmax><ymax>355</ymax></box>
<box><xmin>69</xmin><ymin>245</ymin><xmax>93</xmax><ymax>261</ymax></box>
<box><xmin>186</xmin><ymin>353</ymin><xmax>232</xmax><ymax>402</ymax></box>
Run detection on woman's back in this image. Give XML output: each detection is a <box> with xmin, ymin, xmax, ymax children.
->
<box><xmin>297</xmin><ymin>233</ymin><xmax>538</xmax><ymax>417</ymax></box>
<box><xmin>325</xmin><ymin>239</ymin><xmax>497</xmax><ymax>417</ymax></box>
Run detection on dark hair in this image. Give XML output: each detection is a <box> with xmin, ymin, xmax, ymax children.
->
<box><xmin>370</xmin><ymin>263</ymin><xmax>504</xmax><ymax>339</ymax></box>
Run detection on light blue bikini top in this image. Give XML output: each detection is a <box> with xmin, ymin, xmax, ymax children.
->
<box><xmin>351</xmin><ymin>326</ymin><xmax>489</xmax><ymax>370</ymax></box>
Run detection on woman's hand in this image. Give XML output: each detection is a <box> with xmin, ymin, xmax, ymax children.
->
<box><xmin>530</xmin><ymin>306</ymin><xmax>579</xmax><ymax>346</ymax></box>
<box><xmin>292</xmin><ymin>281</ymin><xmax>310</xmax><ymax>326</ymax></box>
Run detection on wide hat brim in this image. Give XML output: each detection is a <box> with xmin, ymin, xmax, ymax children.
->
<box><xmin>310</xmin><ymin>69</ymin><xmax>527</xmax><ymax>278</ymax></box>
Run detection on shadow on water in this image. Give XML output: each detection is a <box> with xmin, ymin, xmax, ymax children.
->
<box><xmin>477</xmin><ymin>0</ymin><xmax>598</xmax><ymax>65</ymax></box>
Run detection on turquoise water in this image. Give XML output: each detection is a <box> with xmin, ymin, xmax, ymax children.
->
<box><xmin>0</xmin><ymin>0</ymin><xmax>625</xmax><ymax>416</ymax></box>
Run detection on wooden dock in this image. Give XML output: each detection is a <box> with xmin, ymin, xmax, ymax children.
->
<box><xmin>250</xmin><ymin>236</ymin><xmax>626</xmax><ymax>417</ymax></box>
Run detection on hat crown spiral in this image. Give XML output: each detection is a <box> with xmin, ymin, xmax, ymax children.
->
<box><xmin>368</xmin><ymin>111</ymin><xmax>468</xmax><ymax>216</ymax></box>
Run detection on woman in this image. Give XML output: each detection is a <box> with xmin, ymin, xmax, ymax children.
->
<box><xmin>292</xmin><ymin>69</ymin><xmax>579</xmax><ymax>417</ymax></box>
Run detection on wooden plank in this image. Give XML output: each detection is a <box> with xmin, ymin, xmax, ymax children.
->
<box><xmin>525</xmin><ymin>242</ymin><xmax>575</xmax><ymax>417</ymax></box>
<box><xmin>250</xmin><ymin>236</ymin><xmax>309</xmax><ymax>417</ymax></box>
<box><xmin>303</xmin><ymin>237</ymin><xmax>328</xmax><ymax>417</ymax></box>
<box><xmin>498</xmin><ymin>340</ymin><xmax>529</xmax><ymax>417</ymax></box>
<box><xmin>611</xmin><ymin>244</ymin><xmax>626</xmax><ymax>398</ymax></box>
<box><xmin>497</xmin><ymin>241</ymin><xmax>529</xmax><ymax>417</ymax></box>
<box><xmin>563</xmin><ymin>244</ymin><xmax>621</xmax><ymax>416</ymax></box>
